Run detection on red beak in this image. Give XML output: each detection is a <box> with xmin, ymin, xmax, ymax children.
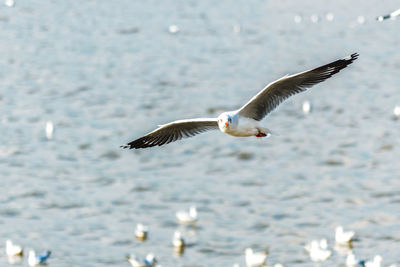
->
<box><xmin>225</xmin><ymin>122</ymin><xmax>229</xmax><ymax>126</ymax></box>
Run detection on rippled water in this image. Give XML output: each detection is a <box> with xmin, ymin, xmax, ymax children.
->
<box><xmin>1</xmin><ymin>0</ymin><xmax>400</xmax><ymax>266</ymax></box>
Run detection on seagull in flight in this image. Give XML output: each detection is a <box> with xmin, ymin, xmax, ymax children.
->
<box><xmin>122</xmin><ymin>53</ymin><xmax>358</xmax><ymax>149</ymax></box>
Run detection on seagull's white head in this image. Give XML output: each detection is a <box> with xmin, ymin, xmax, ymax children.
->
<box><xmin>217</xmin><ymin>113</ymin><xmax>233</xmax><ymax>131</ymax></box>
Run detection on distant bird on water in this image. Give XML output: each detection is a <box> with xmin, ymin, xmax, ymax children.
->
<box><xmin>28</xmin><ymin>250</ymin><xmax>51</xmax><ymax>266</ymax></box>
<box><xmin>305</xmin><ymin>239</ymin><xmax>331</xmax><ymax>262</ymax></box>
<box><xmin>127</xmin><ymin>253</ymin><xmax>158</xmax><ymax>267</ymax></box>
<box><xmin>335</xmin><ymin>226</ymin><xmax>355</xmax><ymax>244</ymax></box>
<box><xmin>365</xmin><ymin>255</ymin><xmax>383</xmax><ymax>267</ymax></box>
<box><xmin>172</xmin><ymin>231</ymin><xmax>185</xmax><ymax>254</ymax></box>
<box><xmin>135</xmin><ymin>223</ymin><xmax>148</xmax><ymax>241</ymax></box>
<box><xmin>245</xmin><ymin>248</ymin><xmax>268</xmax><ymax>267</ymax></box>
<box><xmin>121</xmin><ymin>53</ymin><xmax>358</xmax><ymax>149</ymax></box>
<box><xmin>45</xmin><ymin>121</ymin><xmax>54</xmax><ymax>140</ymax></box>
<box><xmin>377</xmin><ymin>8</ymin><xmax>400</xmax><ymax>21</ymax></box>
<box><xmin>6</xmin><ymin>239</ymin><xmax>23</xmax><ymax>256</ymax></box>
<box><xmin>176</xmin><ymin>206</ymin><xmax>197</xmax><ymax>224</ymax></box>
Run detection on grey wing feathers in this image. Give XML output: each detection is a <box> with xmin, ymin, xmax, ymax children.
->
<box><xmin>121</xmin><ymin>118</ymin><xmax>219</xmax><ymax>149</ymax></box>
<box><xmin>238</xmin><ymin>53</ymin><xmax>359</xmax><ymax>121</ymax></box>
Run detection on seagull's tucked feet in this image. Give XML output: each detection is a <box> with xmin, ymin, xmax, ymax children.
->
<box><xmin>256</xmin><ymin>132</ymin><xmax>267</xmax><ymax>137</ymax></box>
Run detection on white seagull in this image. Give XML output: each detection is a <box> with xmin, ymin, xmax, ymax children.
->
<box><xmin>121</xmin><ymin>53</ymin><xmax>358</xmax><ymax>149</ymax></box>
<box><xmin>172</xmin><ymin>231</ymin><xmax>185</xmax><ymax>254</ymax></box>
<box><xmin>305</xmin><ymin>239</ymin><xmax>332</xmax><ymax>262</ymax></box>
<box><xmin>365</xmin><ymin>255</ymin><xmax>383</xmax><ymax>267</ymax></box>
<box><xmin>176</xmin><ymin>206</ymin><xmax>197</xmax><ymax>224</ymax></box>
<box><xmin>377</xmin><ymin>8</ymin><xmax>400</xmax><ymax>21</ymax></box>
<box><xmin>127</xmin><ymin>253</ymin><xmax>158</xmax><ymax>267</ymax></box>
<box><xmin>346</xmin><ymin>251</ymin><xmax>363</xmax><ymax>267</ymax></box>
<box><xmin>28</xmin><ymin>250</ymin><xmax>51</xmax><ymax>266</ymax></box>
<box><xmin>45</xmin><ymin>121</ymin><xmax>54</xmax><ymax>140</ymax></box>
<box><xmin>335</xmin><ymin>226</ymin><xmax>355</xmax><ymax>244</ymax></box>
<box><xmin>135</xmin><ymin>223</ymin><xmax>149</xmax><ymax>241</ymax></box>
<box><xmin>5</xmin><ymin>239</ymin><xmax>23</xmax><ymax>257</ymax></box>
<box><xmin>245</xmin><ymin>248</ymin><xmax>268</xmax><ymax>267</ymax></box>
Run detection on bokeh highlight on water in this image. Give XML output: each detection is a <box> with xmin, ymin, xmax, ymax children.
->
<box><xmin>1</xmin><ymin>0</ymin><xmax>400</xmax><ymax>266</ymax></box>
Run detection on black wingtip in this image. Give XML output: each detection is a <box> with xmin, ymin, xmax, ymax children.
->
<box><xmin>348</xmin><ymin>53</ymin><xmax>359</xmax><ymax>62</ymax></box>
<box><xmin>376</xmin><ymin>14</ymin><xmax>390</xmax><ymax>21</ymax></box>
<box><xmin>120</xmin><ymin>136</ymin><xmax>161</xmax><ymax>149</ymax></box>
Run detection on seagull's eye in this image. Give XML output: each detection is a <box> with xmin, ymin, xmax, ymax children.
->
<box><xmin>228</xmin><ymin>118</ymin><xmax>232</xmax><ymax>123</ymax></box>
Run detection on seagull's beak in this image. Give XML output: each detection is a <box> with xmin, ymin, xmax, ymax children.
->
<box><xmin>225</xmin><ymin>121</ymin><xmax>229</xmax><ymax>126</ymax></box>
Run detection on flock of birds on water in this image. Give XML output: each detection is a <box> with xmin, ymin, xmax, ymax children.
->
<box><xmin>2</xmin><ymin>0</ymin><xmax>400</xmax><ymax>266</ymax></box>
<box><xmin>126</xmin><ymin>210</ymin><xmax>399</xmax><ymax>267</ymax></box>
<box><xmin>4</xmin><ymin>207</ymin><xmax>398</xmax><ymax>266</ymax></box>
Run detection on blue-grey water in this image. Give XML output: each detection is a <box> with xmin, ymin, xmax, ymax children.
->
<box><xmin>1</xmin><ymin>0</ymin><xmax>400</xmax><ymax>266</ymax></box>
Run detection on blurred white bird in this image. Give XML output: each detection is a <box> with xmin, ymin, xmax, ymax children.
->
<box><xmin>172</xmin><ymin>231</ymin><xmax>185</xmax><ymax>249</ymax></box>
<box><xmin>346</xmin><ymin>251</ymin><xmax>361</xmax><ymax>266</ymax></box>
<box><xmin>28</xmin><ymin>250</ymin><xmax>51</xmax><ymax>266</ymax></box>
<box><xmin>172</xmin><ymin>231</ymin><xmax>185</xmax><ymax>255</ymax></box>
<box><xmin>176</xmin><ymin>206</ymin><xmax>197</xmax><ymax>224</ymax></box>
<box><xmin>365</xmin><ymin>255</ymin><xmax>383</xmax><ymax>267</ymax></box>
<box><xmin>302</xmin><ymin>100</ymin><xmax>312</xmax><ymax>114</ymax></box>
<box><xmin>393</xmin><ymin>106</ymin><xmax>400</xmax><ymax>117</ymax></box>
<box><xmin>245</xmin><ymin>248</ymin><xmax>268</xmax><ymax>267</ymax></box>
<box><xmin>127</xmin><ymin>253</ymin><xmax>158</xmax><ymax>267</ymax></box>
<box><xmin>45</xmin><ymin>121</ymin><xmax>54</xmax><ymax>140</ymax></box>
<box><xmin>305</xmin><ymin>239</ymin><xmax>331</xmax><ymax>262</ymax></box>
<box><xmin>335</xmin><ymin>226</ymin><xmax>355</xmax><ymax>244</ymax></box>
<box><xmin>6</xmin><ymin>239</ymin><xmax>23</xmax><ymax>256</ymax></box>
<box><xmin>4</xmin><ymin>0</ymin><xmax>15</xmax><ymax>7</ymax></box>
<box><xmin>135</xmin><ymin>223</ymin><xmax>148</xmax><ymax>241</ymax></box>
<box><xmin>168</xmin><ymin>25</ymin><xmax>179</xmax><ymax>34</ymax></box>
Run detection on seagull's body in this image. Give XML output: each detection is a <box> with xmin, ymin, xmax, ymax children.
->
<box><xmin>245</xmin><ymin>248</ymin><xmax>268</xmax><ymax>267</ymax></box>
<box><xmin>335</xmin><ymin>226</ymin><xmax>355</xmax><ymax>244</ymax></box>
<box><xmin>135</xmin><ymin>223</ymin><xmax>148</xmax><ymax>241</ymax></box>
<box><xmin>122</xmin><ymin>53</ymin><xmax>358</xmax><ymax>149</ymax></box>
<box><xmin>365</xmin><ymin>255</ymin><xmax>383</xmax><ymax>267</ymax></box>
<box><xmin>176</xmin><ymin>206</ymin><xmax>197</xmax><ymax>224</ymax></box>
<box><xmin>5</xmin><ymin>239</ymin><xmax>23</xmax><ymax>257</ymax></box>
<box><xmin>28</xmin><ymin>250</ymin><xmax>51</xmax><ymax>266</ymax></box>
<box><xmin>172</xmin><ymin>231</ymin><xmax>185</xmax><ymax>254</ymax></box>
<box><xmin>45</xmin><ymin>121</ymin><xmax>54</xmax><ymax>140</ymax></box>
<box><xmin>346</xmin><ymin>251</ymin><xmax>363</xmax><ymax>267</ymax></box>
<box><xmin>127</xmin><ymin>253</ymin><xmax>158</xmax><ymax>267</ymax></box>
<box><xmin>377</xmin><ymin>8</ymin><xmax>400</xmax><ymax>21</ymax></box>
<box><xmin>305</xmin><ymin>239</ymin><xmax>331</xmax><ymax>262</ymax></box>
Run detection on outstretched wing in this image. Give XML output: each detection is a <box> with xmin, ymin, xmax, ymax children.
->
<box><xmin>121</xmin><ymin>118</ymin><xmax>219</xmax><ymax>149</ymax></box>
<box><xmin>238</xmin><ymin>53</ymin><xmax>359</xmax><ymax>121</ymax></box>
